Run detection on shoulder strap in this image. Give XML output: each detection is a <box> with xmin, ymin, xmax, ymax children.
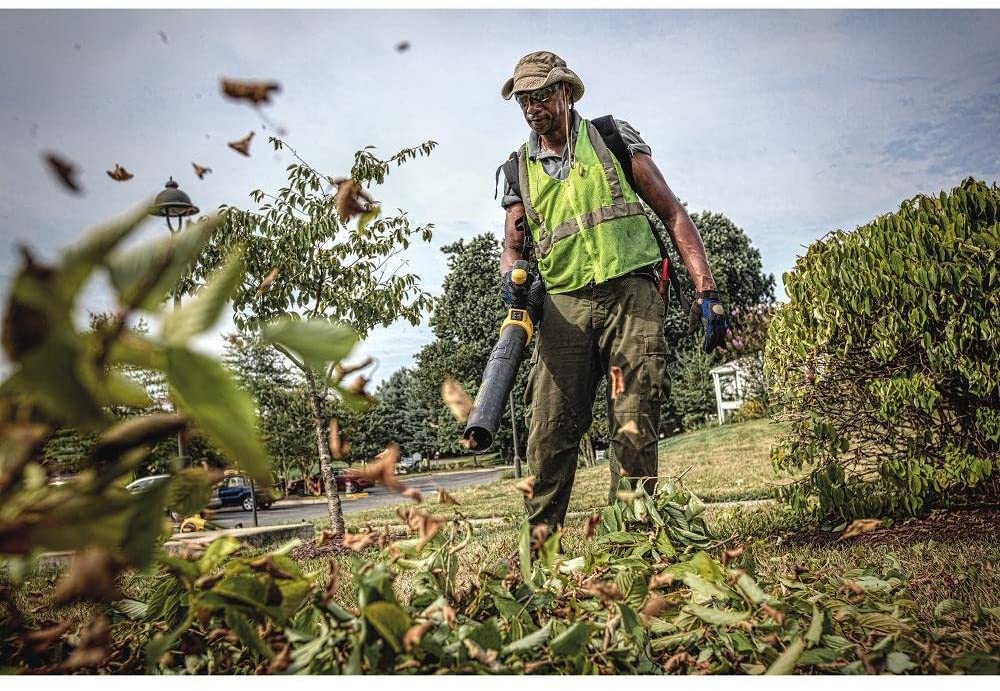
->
<box><xmin>592</xmin><ymin>114</ymin><xmax>691</xmax><ymax>312</ymax></box>
<box><xmin>495</xmin><ymin>150</ymin><xmax>519</xmax><ymax>200</ymax></box>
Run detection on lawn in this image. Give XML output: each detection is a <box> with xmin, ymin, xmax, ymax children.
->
<box><xmin>339</xmin><ymin>418</ymin><xmax>789</xmax><ymax>531</ymax></box>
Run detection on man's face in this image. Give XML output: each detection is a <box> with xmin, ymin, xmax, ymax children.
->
<box><xmin>517</xmin><ymin>82</ymin><xmax>570</xmax><ymax>136</ymax></box>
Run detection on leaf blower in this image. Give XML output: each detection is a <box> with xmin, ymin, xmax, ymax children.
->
<box><xmin>463</xmin><ymin>260</ymin><xmax>542</xmax><ymax>451</ymax></box>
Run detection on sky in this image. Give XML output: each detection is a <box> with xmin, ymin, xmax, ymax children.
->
<box><xmin>1</xmin><ymin>8</ymin><xmax>998</xmax><ymax>384</ymax></box>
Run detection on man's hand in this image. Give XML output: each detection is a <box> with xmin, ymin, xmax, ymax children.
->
<box><xmin>526</xmin><ymin>277</ymin><xmax>546</xmax><ymax>326</ymax></box>
<box><xmin>689</xmin><ymin>290</ymin><xmax>728</xmax><ymax>353</ymax></box>
<box><xmin>501</xmin><ymin>269</ymin><xmax>528</xmax><ymax>306</ymax></box>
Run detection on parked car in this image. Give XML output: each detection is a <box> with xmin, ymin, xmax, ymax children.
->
<box><xmin>217</xmin><ymin>472</ymin><xmax>273</xmax><ymax>511</ymax></box>
<box><xmin>286</xmin><ymin>469</ymin><xmax>371</xmax><ymax>496</ymax></box>
<box><xmin>395</xmin><ymin>454</ymin><xmax>423</xmax><ymax>475</ymax></box>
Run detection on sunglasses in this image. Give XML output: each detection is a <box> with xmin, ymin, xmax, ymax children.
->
<box><xmin>515</xmin><ymin>83</ymin><xmax>563</xmax><ymax>108</ymax></box>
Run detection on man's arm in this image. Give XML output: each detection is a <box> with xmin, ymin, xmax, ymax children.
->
<box><xmin>500</xmin><ymin>202</ymin><xmax>527</xmax><ymax>276</ymax></box>
<box><xmin>630</xmin><ymin>152</ymin><xmax>717</xmax><ymax>293</ymax></box>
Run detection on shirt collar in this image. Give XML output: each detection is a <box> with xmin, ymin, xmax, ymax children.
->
<box><xmin>526</xmin><ymin>110</ymin><xmax>582</xmax><ymax>160</ymax></box>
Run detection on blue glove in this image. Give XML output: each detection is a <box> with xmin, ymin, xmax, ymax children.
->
<box><xmin>689</xmin><ymin>290</ymin><xmax>728</xmax><ymax>353</ymax></box>
<box><xmin>501</xmin><ymin>269</ymin><xmax>529</xmax><ymax>307</ymax></box>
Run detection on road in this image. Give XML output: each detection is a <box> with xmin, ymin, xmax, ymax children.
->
<box><xmin>210</xmin><ymin>467</ymin><xmax>507</xmax><ymax>529</ymax></box>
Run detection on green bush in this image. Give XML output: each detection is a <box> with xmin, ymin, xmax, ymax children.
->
<box><xmin>766</xmin><ymin>178</ymin><xmax>999</xmax><ymax>520</ymax></box>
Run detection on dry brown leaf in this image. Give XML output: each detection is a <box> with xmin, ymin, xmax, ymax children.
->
<box><xmin>664</xmin><ymin>651</ymin><xmax>695</xmax><ymax>673</ymax></box>
<box><xmin>62</xmin><ymin>615</ymin><xmax>110</xmax><ymax>670</ymax></box>
<box><xmin>584</xmin><ymin>581</ymin><xmax>621</xmax><ymax>603</ymax></box>
<box><xmin>220</xmin><ymin>78</ymin><xmax>281</xmax><ymax>105</ymax></box>
<box><xmin>463</xmin><ymin>638</ymin><xmax>499</xmax><ymax>668</ymax></box>
<box><xmin>267</xmin><ymin>642</ymin><xmax>291</xmax><ymax>674</ymax></box>
<box><xmin>514</xmin><ymin>475</ymin><xmax>535</xmax><ymax>499</ymax></box>
<box><xmin>346</xmin><ymin>375</ymin><xmax>376</xmax><ymax>403</ymax></box>
<box><xmin>400</xmin><ymin>486</ymin><xmax>422</xmax><ymax>502</ymax></box>
<box><xmin>406</xmin><ymin>508</ymin><xmax>444</xmax><ymax>547</ymax></box>
<box><xmin>609</xmin><ymin>365</ymin><xmax>625</xmax><ymax>399</ymax></box>
<box><xmin>106</xmin><ymin>164</ymin><xmax>133</xmax><ymax>182</ymax></box>
<box><xmin>530</xmin><ymin>524</ymin><xmax>551</xmax><ymax>550</ymax></box>
<box><xmin>54</xmin><ymin>548</ymin><xmax>121</xmax><ymax>605</ymax></box>
<box><xmin>24</xmin><ymin>621</ymin><xmax>71</xmax><ymax>653</ymax></box>
<box><xmin>458</xmin><ymin>437</ymin><xmax>474</xmax><ymax>449</ymax></box>
<box><xmin>255</xmin><ymin>268</ymin><xmax>279</xmax><ymax>298</ymax></box>
<box><xmin>395</xmin><ymin>40</ymin><xmax>411</xmax><ymax>52</ymax></box>
<box><xmin>43</xmin><ymin>152</ymin><xmax>81</xmax><ymax>194</ymax></box>
<box><xmin>332</xmin><ymin>178</ymin><xmax>373</xmax><ymax>221</ymax></box>
<box><xmin>228</xmin><ymin>131</ymin><xmax>254</xmax><ymax>157</ymax></box>
<box><xmin>617</xmin><ymin>420</ymin><xmax>640</xmax><ymax>440</ymax></box>
<box><xmin>648</xmin><ymin>572</ymin><xmax>675</xmax><ymax>590</ymax></box>
<box><xmin>441</xmin><ymin>603</ymin><xmax>457</xmax><ymax>628</ymax></box>
<box><xmin>321</xmin><ymin>559</ymin><xmax>340</xmax><ymax>605</ymax></box>
<box><xmin>436</xmin><ymin>487</ymin><xmax>460</xmax><ymax>506</ymax></box>
<box><xmin>328</xmin><ymin>418</ymin><xmax>348</xmax><ymax>460</ymax></box>
<box><xmin>760</xmin><ymin>603</ymin><xmax>785</xmax><ymax>625</ymax></box>
<box><xmin>721</xmin><ymin>545</ymin><xmax>745</xmax><ymax>566</ymax></box>
<box><xmin>839</xmin><ymin>518</ymin><xmax>884</xmax><ymax>540</ymax></box>
<box><xmin>403</xmin><ymin>621</ymin><xmax>433</xmax><ymax>652</ymax></box>
<box><xmin>583</xmin><ymin>512</ymin><xmax>600</xmax><ymax>539</ymax></box>
<box><xmin>441</xmin><ymin>377</ymin><xmax>473</xmax><ymax>424</ymax></box>
<box><xmin>342</xmin><ymin>531</ymin><xmax>375</xmax><ymax>551</ymax></box>
<box><xmin>192</xmin><ymin>162</ymin><xmax>212</xmax><ymax>179</ymax></box>
<box><xmin>841</xmin><ymin>578</ymin><xmax>865</xmax><ymax>596</ymax></box>
<box><xmin>333</xmin><ymin>356</ymin><xmax>374</xmax><ymax>383</ymax></box>
<box><xmin>641</xmin><ymin>597</ymin><xmax>669</xmax><ymax>618</ymax></box>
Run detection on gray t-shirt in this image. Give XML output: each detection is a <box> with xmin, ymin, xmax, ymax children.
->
<box><xmin>500</xmin><ymin>111</ymin><xmax>652</xmax><ymax>209</ymax></box>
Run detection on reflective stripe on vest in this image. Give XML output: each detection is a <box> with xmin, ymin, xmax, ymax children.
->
<box><xmin>519</xmin><ymin>118</ymin><xmax>661</xmax><ymax>294</ymax></box>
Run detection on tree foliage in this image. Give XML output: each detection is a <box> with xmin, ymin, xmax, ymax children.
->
<box><xmin>767</xmin><ymin>178</ymin><xmax>1000</xmax><ymax>520</ymax></box>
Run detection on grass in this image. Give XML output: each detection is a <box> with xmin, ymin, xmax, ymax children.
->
<box><xmin>340</xmin><ymin>417</ymin><xmax>788</xmax><ymax>531</ymax></box>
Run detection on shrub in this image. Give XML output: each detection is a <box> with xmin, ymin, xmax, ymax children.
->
<box><xmin>766</xmin><ymin>178</ymin><xmax>999</xmax><ymax>521</ymax></box>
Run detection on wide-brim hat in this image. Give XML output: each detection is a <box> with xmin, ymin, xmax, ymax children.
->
<box><xmin>501</xmin><ymin>51</ymin><xmax>585</xmax><ymax>103</ymax></box>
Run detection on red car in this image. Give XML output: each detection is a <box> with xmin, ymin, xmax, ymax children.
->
<box><xmin>286</xmin><ymin>469</ymin><xmax>371</xmax><ymax>496</ymax></box>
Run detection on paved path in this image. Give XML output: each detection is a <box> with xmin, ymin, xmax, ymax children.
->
<box><xmin>212</xmin><ymin>467</ymin><xmax>507</xmax><ymax>529</ymax></box>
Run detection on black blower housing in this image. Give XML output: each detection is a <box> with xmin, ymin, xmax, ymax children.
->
<box><xmin>462</xmin><ymin>317</ymin><xmax>529</xmax><ymax>451</ymax></box>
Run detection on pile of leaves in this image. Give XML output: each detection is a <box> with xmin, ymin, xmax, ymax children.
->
<box><xmin>7</xmin><ymin>479</ymin><xmax>996</xmax><ymax>674</ymax></box>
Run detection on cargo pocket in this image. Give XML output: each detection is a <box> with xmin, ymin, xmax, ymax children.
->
<box><xmin>642</xmin><ymin>333</ymin><xmax>670</xmax><ymax>407</ymax></box>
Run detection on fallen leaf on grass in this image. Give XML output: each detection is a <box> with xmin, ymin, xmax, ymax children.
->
<box><xmin>839</xmin><ymin>518</ymin><xmax>884</xmax><ymax>540</ymax></box>
<box><xmin>400</xmin><ymin>486</ymin><xmax>422</xmax><ymax>502</ymax></box>
<box><xmin>228</xmin><ymin>131</ymin><xmax>254</xmax><ymax>157</ymax></box>
<box><xmin>62</xmin><ymin>615</ymin><xmax>110</xmax><ymax>670</ymax></box>
<box><xmin>437</xmin><ymin>487</ymin><xmax>460</xmax><ymax>505</ymax></box>
<box><xmin>441</xmin><ymin>377</ymin><xmax>472</xmax><ymax>423</ymax></box>
<box><xmin>841</xmin><ymin>578</ymin><xmax>865</xmax><ymax>596</ymax></box>
<box><xmin>663</xmin><ymin>651</ymin><xmax>695</xmax><ymax>673</ymax></box>
<box><xmin>760</xmin><ymin>603</ymin><xmax>785</xmax><ymax>625</ymax></box>
<box><xmin>514</xmin><ymin>475</ymin><xmax>535</xmax><ymax>499</ymax></box>
<box><xmin>106</xmin><ymin>163</ymin><xmax>133</xmax><ymax>181</ymax></box>
<box><xmin>192</xmin><ymin>162</ymin><xmax>212</xmax><ymax>179</ymax></box>
<box><xmin>255</xmin><ymin>267</ymin><xmax>279</xmax><ymax>298</ymax></box>
<box><xmin>342</xmin><ymin>531</ymin><xmax>375</xmax><ymax>551</ymax></box>
<box><xmin>54</xmin><ymin>547</ymin><xmax>121</xmax><ymax>604</ymax></box>
<box><xmin>583</xmin><ymin>512</ymin><xmax>600</xmax><ymax>539</ymax></box>
<box><xmin>403</xmin><ymin>621</ymin><xmax>433</xmax><ymax>652</ymax></box>
<box><xmin>648</xmin><ymin>572</ymin><xmax>675</xmax><ymax>589</ymax></box>
<box><xmin>722</xmin><ymin>545</ymin><xmax>745</xmax><ymax>566</ymax></box>
<box><xmin>321</xmin><ymin>559</ymin><xmax>340</xmax><ymax>605</ymax></box>
<box><xmin>463</xmin><ymin>638</ymin><xmax>499</xmax><ymax>668</ymax></box>
<box><xmin>220</xmin><ymin>78</ymin><xmax>281</xmax><ymax>105</ymax></box>
<box><xmin>267</xmin><ymin>642</ymin><xmax>291</xmax><ymax>674</ymax></box>
<box><xmin>609</xmin><ymin>366</ymin><xmax>625</xmax><ymax>399</ymax></box>
<box><xmin>24</xmin><ymin>621</ymin><xmax>71</xmax><ymax>653</ymax></box>
<box><xmin>43</xmin><ymin>152</ymin><xmax>82</xmax><ymax>193</ymax></box>
<box><xmin>641</xmin><ymin>597</ymin><xmax>669</xmax><ymax>618</ymax></box>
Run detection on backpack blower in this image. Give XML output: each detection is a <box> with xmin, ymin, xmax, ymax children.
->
<box><xmin>463</xmin><ymin>260</ymin><xmax>540</xmax><ymax>451</ymax></box>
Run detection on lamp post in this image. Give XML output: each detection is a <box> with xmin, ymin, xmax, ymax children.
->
<box><xmin>509</xmin><ymin>392</ymin><xmax>522</xmax><ymax>479</ymax></box>
<box><xmin>149</xmin><ymin>177</ymin><xmax>199</xmax><ymax>465</ymax></box>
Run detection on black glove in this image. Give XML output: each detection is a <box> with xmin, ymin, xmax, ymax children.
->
<box><xmin>526</xmin><ymin>277</ymin><xmax>546</xmax><ymax>326</ymax></box>
<box><xmin>501</xmin><ymin>269</ymin><xmax>529</xmax><ymax>307</ymax></box>
<box><xmin>688</xmin><ymin>290</ymin><xmax>728</xmax><ymax>353</ymax></box>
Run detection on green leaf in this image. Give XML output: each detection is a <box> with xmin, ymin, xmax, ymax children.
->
<box><xmin>933</xmin><ymin>598</ymin><xmax>967</xmax><ymax>619</ymax></box>
<box><xmin>765</xmin><ymin>637</ymin><xmax>805</xmax><ymax>675</ymax></box>
<box><xmin>362</xmin><ymin>601</ymin><xmax>411</xmax><ymax>653</ymax></box>
<box><xmin>467</xmin><ymin>618</ymin><xmax>502</xmax><ymax>652</ymax></box>
<box><xmin>226</xmin><ymin>609</ymin><xmax>273</xmax><ymax>659</ymax></box>
<box><xmin>886</xmin><ymin>651</ymin><xmax>918</xmax><ymax>674</ymax></box>
<box><xmin>107</xmin><ymin>214</ymin><xmax>221</xmax><ymax>310</ymax></box>
<box><xmin>261</xmin><ymin>317</ymin><xmax>358</xmax><ymax>374</ymax></box>
<box><xmin>518</xmin><ymin>520</ymin><xmax>532</xmax><ymax>584</ymax></box>
<box><xmin>682</xmin><ymin>603</ymin><xmax>750</xmax><ymax>626</ymax></box>
<box><xmin>502</xmin><ymin>620</ymin><xmax>552</xmax><ymax>654</ymax></box>
<box><xmin>550</xmin><ymin>621</ymin><xmax>595</xmax><ymax>657</ymax></box>
<box><xmin>197</xmin><ymin>536</ymin><xmax>242</xmax><ymax>574</ymax></box>
<box><xmin>805</xmin><ymin>604</ymin><xmax>824</xmax><ymax>645</ymax></box>
<box><xmin>358</xmin><ymin>205</ymin><xmax>381</xmax><ymax>234</ymax></box>
<box><xmin>163</xmin><ymin>251</ymin><xmax>245</xmax><ymax>345</ymax></box>
<box><xmin>165</xmin><ymin>468</ymin><xmax>216</xmax><ymax>517</ymax></box>
<box><xmin>734</xmin><ymin>572</ymin><xmax>770</xmax><ymax>606</ymax></box>
<box><xmin>165</xmin><ymin>347</ymin><xmax>270</xmax><ymax>483</ymax></box>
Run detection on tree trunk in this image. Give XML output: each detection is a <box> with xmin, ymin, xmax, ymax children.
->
<box><xmin>304</xmin><ymin>369</ymin><xmax>345</xmax><ymax>536</ymax></box>
<box><xmin>578</xmin><ymin>433</ymin><xmax>596</xmax><ymax>468</ymax></box>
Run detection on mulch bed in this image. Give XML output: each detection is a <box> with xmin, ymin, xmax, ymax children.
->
<box><xmin>784</xmin><ymin>507</ymin><xmax>1000</xmax><ymax>548</ymax></box>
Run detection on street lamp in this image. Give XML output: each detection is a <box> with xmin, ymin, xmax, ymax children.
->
<box><xmin>149</xmin><ymin>177</ymin><xmax>199</xmax><ymax>464</ymax></box>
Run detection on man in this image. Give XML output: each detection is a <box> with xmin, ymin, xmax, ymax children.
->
<box><xmin>498</xmin><ymin>51</ymin><xmax>727</xmax><ymax>533</ymax></box>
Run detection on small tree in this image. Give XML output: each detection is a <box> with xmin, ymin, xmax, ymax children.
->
<box><xmin>209</xmin><ymin>137</ymin><xmax>436</xmax><ymax>535</ymax></box>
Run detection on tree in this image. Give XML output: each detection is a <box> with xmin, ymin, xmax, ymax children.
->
<box><xmin>649</xmin><ymin>208</ymin><xmax>776</xmax><ymax>431</ymax></box>
<box><xmin>354</xmin><ymin>368</ymin><xmax>436</xmax><ymax>461</ymax></box>
<box><xmin>206</xmin><ymin>137</ymin><xmax>436</xmax><ymax>535</ymax></box>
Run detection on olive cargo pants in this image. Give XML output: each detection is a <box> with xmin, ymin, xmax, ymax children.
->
<box><xmin>523</xmin><ymin>274</ymin><xmax>670</xmax><ymax>530</ymax></box>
